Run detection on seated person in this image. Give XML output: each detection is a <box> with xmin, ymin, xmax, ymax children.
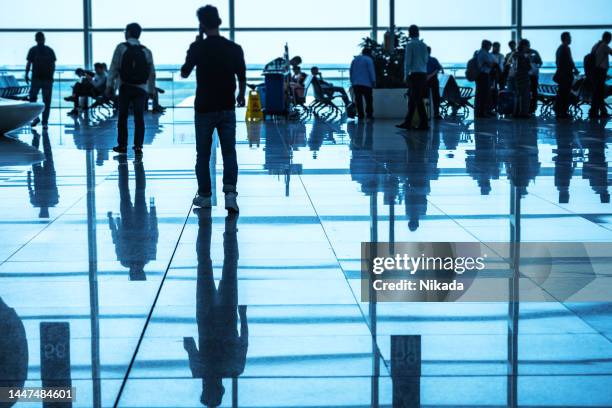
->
<box><xmin>290</xmin><ymin>64</ymin><xmax>307</xmax><ymax>104</ymax></box>
<box><xmin>310</xmin><ymin>66</ymin><xmax>350</xmax><ymax>105</ymax></box>
<box><xmin>65</xmin><ymin>62</ymin><xmax>108</xmax><ymax>115</ymax></box>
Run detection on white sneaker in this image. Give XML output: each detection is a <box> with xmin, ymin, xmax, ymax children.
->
<box><xmin>192</xmin><ymin>194</ymin><xmax>212</xmax><ymax>208</ymax></box>
<box><xmin>225</xmin><ymin>192</ymin><xmax>239</xmax><ymax>213</ymax></box>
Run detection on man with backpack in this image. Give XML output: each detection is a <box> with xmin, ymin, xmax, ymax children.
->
<box><xmin>589</xmin><ymin>31</ymin><xmax>612</xmax><ymax>119</ymax></box>
<box><xmin>25</xmin><ymin>32</ymin><xmax>56</xmax><ymax>129</ymax></box>
<box><xmin>106</xmin><ymin>23</ymin><xmax>156</xmax><ymax>157</ymax></box>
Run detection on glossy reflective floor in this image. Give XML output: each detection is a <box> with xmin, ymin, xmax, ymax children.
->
<box><xmin>1</xmin><ymin>108</ymin><xmax>612</xmax><ymax>407</ymax></box>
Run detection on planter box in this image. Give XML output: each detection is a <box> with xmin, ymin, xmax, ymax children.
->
<box><xmin>372</xmin><ymin>88</ymin><xmax>432</xmax><ymax>121</ymax></box>
<box><xmin>372</xmin><ymin>88</ymin><xmax>408</xmax><ymax>119</ymax></box>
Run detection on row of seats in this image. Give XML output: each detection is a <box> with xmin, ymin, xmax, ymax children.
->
<box><xmin>0</xmin><ymin>76</ymin><xmax>29</xmax><ymax>100</ymax></box>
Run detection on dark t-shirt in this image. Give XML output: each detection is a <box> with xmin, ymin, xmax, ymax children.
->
<box><xmin>181</xmin><ymin>36</ymin><xmax>246</xmax><ymax>113</ymax></box>
<box><xmin>27</xmin><ymin>45</ymin><xmax>56</xmax><ymax>80</ymax></box>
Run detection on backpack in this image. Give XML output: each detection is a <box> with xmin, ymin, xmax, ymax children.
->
<box><xmin>583</xmin><ymin>50</ymin><xmax>596</xmax><ymax>78</ymax></box>
<box><xmin>120</xmin><ymin>43</ymin><xmax>150</xmax><ymax>85</ymax></box>
<box><xmin>465</xmin><ymin>54</ymin><xmax>480</xmax><ymax>82</ymax></box>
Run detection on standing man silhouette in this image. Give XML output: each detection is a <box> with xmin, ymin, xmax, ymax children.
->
<box><xmin>181</xmin><ymin>5</ymin><xmax>246</xmax><ymax>213</ymax></box>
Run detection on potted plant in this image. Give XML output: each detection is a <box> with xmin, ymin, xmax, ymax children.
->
<box><xmin>359</xmin><ymin>30</ymin><xmax>409</xmax><ymax>119</ymax></box>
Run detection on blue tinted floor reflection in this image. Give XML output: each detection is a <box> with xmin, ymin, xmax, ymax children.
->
<box><xmin>183</xmin><ymin>209</ymin><xmax>246</xmax><ymax>407</ymax></box>
<box><xmin>1</xmin><ymin>110</ymin><xmax>612</xmax><ymax>407</ymax></box>
<box><xmin>107</xmin><ymin>156</ymin><xmax>158</xmax><ymax>281</ymax></box>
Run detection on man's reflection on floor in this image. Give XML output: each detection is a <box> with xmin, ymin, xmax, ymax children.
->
<box><xmin>581</xmin><ymin>121</ymin><xmax>610</xmax><ymax>203</ymax></box>
<box><xmin>403</xmin><ymin>133</ymin><xmax>439</xmax><ymax>231</ymax></box>
<box><xmin>107</xmin><ymin>156</ymin><xmax>158</xmax><ymax>281</ymax></box>
<box><xmin>184</xmin><ymin>209</ymin><xmax>248</xmax><ymax>408</ymax></box>
<box><xmin>27</xmin><ymin>130</ymin><xmax>59</xmax><ymax>219</ymax></box>
<box><xmin>0</xmin><ymin>297</ymin><xmax>28</xmax><ymax>408</ymax></box>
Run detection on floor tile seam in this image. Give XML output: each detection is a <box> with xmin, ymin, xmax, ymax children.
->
<box><xmin>112</xmin><ymin>204</ymin><xmax>193</xmax><ymax>408</ymax></box>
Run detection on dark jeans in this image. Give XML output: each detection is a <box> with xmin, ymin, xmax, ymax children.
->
<box><xmin>195</xmin><ymin>110</ymin><xmax>238</xmax><ymax>196</ymax></box>
<box><xmin>117</xmin><ymin>84</ymin><xmax>146</xmax><ymax>148</ymax></box>
<box><xmin>353</xmin><ymin>85</ymin><xmax>373</xmax><ymax>118</ymax></box>
<box><xmin>529</xmin><ymin>75</ymin><xmax>539</xmax><ymax>114</ymax></box>
<box><xmin>555</xmin><ymin>79</ymin><xmax>572</xmax><ymax>117</ymax></box>
<box><xmin>590</xmin><ymin>68</ymin><xmax>608</xmax><ymax>117</ymax></box>
<box><xmin>427</xmin><ymin>76</ymin><xmax>440</xmax><ymax>117</ymax></box>
<box><xmin>475</xmin><ymin>72</ymin><xmax>490</xmax><ymax>117</ymax></box>
<box><xmin>29</xmin><ymin>79</ymin><xmax>53</xmax><ymax>124</ymax></box>
<box><xmin>515</xmin><ymin>80</ymin><xmax>531</xmax><ymax>117</ymax></box>
<box><xmin>404</xmin><ymin>72</ymin><xmax>428</xmax><ymax>127</ymax></box>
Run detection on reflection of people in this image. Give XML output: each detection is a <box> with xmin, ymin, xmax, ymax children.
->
<box><xmin>27</xmin><ymin>130</ymin><xmax>59</xmax><ymax>218</ymax></box>
<box><xmin>404</xmin><ymin>134</ymin><xmax>435</xmax><ymax>231</ymax></box>
<box><xmin>107</xmin><ymin>156</ymin><xmax>158</xmax><ymax>280</ymax></box>
<box><xmin>582</xmin><ymin>123</ymin><xmax>610</xmax><ymax>203</ymax></box>
<box><xmin>184</xmin><ymin>209</ymin><xmax>248</xmax><ymax>408</ymax></box>
<box><xmin>0</xmin><ymin>296</ymin><xmax>28</xmax><ymax>408</ymax></box>
<box><xmin>554</xmin><ymin>121</ymin><xmax>574</xmax><ymax>203</ymax></box>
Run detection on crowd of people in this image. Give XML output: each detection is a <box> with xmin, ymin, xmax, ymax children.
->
<box><xmin>18</xmin><ymin>9</ymin><xmax>612</xmax><ymax>214</ymax></box>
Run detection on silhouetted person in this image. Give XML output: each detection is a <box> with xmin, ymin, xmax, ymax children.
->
<box><xmin>525</xmin><ymin>40</ymin><xmax>543</xmax><ymax>114</ymax></box>
<box><xmin>475</xmin><ymin>39</ymin><xmax>494</xmax><ymax>118</ymax></box>
<box><xmin>182</xmin><ymin>5</ymin><xmax>246</xmax><ymax>212</ymax></box>
<box><xmin>311</xmin><ymin>66</ymin><xmax>351</xmax><ymax>105</ymax></box>
<box><xmin>554</xmin><ymin>32</ymin><xmax>579</xmax><ymax>119</ymax></box>
<box><xmin>26</xmin><ymin>32</ymin><xmax>56</xmax><ymax>129</ymax></box>
<box><xmin>490</xmin><ymin>42</ymin><xmax>504</xmax><ymax>109</ymax></box>
<box><xmin>65</xmin><ymin>63</ymin><xmax>108</xmax><ymax>115</ymax></box>
<box><xmin>589</xmin><ymin>31</ymin><xmax>612</xmax><ymax>119</ymax></box>
<box><xmin>513</xmin><ymin>39</ymin><xmax>533</xmax><ymax>118</ymax></box>
<box><xmin>350</xmin><ymin>47</ymin><xmax>376</xmax><ymax>119</ymax></box>
<box><xmin>107</xmin><ymin>156</ymin><xmax>158</xmax><ymax>281</ymax></box>
<box><xmin>426</xmin><ymin>46</ymin><xmax>443</xmax><ymax>119</ymax></box>
<box><xmin>107</xmin><ymin>23</ymin><xmax>156</xmax><ymax>157</ymax></box>
<box><xmin>27</xmin><ymin>130</ymin><xmax>58</xmax><ymax>218</ymax></box>
<box><xmin>184</xmin><ymin>209</ymin><xmax>247</xmax><ymax>408</ymax></box>
<box><xmin>397</xmin><ymin>25</ymin><xmax>429</xmax><ymax>130</ymax></box>
<box><xmin>503</xmin><ymin>40</ymin><xmax>517</xmax><ymax>90</ymax></box>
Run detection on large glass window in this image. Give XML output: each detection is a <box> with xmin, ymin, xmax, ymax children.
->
<box><xmin>92</xmin><ymin>32</ymin><xmax>197</xmax><ymax>67</ymax></box>
<box><xmin>521</xmin><ymin>29</ymin><xmax>603</xmax><ymax>63</ymax></box>
<box><xmin>395</xmin><ymin>0</ymin><xmax>511</xmax><ymax>27</ymax></box>
<box><xmin>0</xmin><ymin>33</ymin><xmax>84</xmax><ymax>68</ymax></box>
<box><xmin>0</xmin><ymin>0</ymin><xmax>83</xmax><ymax>28</ymax></box>
<box><xmin>91</xmin><ymin>0</ymin><xmax>228</xmax><ymax>28</ymax></box>
<box><xmin>420</xmin><ymin>30</ymin><xmax>513</xmax><ymax>64</ymax></box>
<box><xmin>235</xmin><ymin>0</ymin><xmax>370</xmax><ymax>28</ymax></box>
<box><xmin>523</xmin><ymin>0</ymin><xmax>612</xmax><ymax>26</ymax></box>
<box><xmin>235</xmin><ymin>31</ymin><xmax>368</xmax><ymax>66</ymax></box>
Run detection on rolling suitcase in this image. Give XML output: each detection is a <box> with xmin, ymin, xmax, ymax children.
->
<box><xmin>497</xmin><ymin>90</ymin><xmax>515</xmax><ymax>116</ymax></box>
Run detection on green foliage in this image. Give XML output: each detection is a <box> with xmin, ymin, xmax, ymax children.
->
<box><xmin>359</xmin><ymin>30</ymin><xmax>408</xmax><ymax>89</ymax></box>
